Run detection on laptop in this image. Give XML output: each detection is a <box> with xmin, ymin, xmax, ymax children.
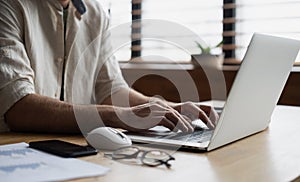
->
<box><xmin>126</xmin><ymin>33</ymin><xmax>300</xmax><ymax>151</ymax></box>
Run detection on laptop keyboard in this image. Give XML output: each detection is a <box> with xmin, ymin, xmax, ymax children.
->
<box><xmin>165</xmin><ymin>129</ymin><xmax>214</xmax><ymax>143</ymax></box>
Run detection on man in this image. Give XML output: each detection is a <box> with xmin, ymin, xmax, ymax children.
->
<box><xmin>0</xmin><ymin>0</ymin><xmax>218</xmax><ymax>134</ymax></box>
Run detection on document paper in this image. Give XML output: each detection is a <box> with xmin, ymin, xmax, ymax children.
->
<box><xmin>0</xmin><ymin>142</ymin><xmax>110</xmax><ymax>182</ymax></box>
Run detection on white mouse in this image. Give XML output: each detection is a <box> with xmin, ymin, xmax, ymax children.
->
<box><xmin>86</xmin><ymin>127</ymin><xmax>132</xmax><ymax>151</ymax></box>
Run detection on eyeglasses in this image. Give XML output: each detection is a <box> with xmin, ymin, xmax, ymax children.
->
<box><xmin>110</xmin><ymin>146</ymin><xmax>175</xmax><ymax>168</ymax></box>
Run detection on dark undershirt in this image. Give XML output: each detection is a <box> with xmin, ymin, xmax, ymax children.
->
<box><xmin>60</xmin><ymin>6</ymin><xmax>69</xmax><ymax>101</ymax></box>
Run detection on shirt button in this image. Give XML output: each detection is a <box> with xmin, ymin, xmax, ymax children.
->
<box><xmin>57</xmin><ymin>57</ymin><xmax>64</xmax><ymax>63</ymax></box>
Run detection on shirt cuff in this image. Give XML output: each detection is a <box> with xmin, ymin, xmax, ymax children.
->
<box><xmin>96</xmin><ymin>77</ymin><xmax>129</xmax><ymax>104</ymax></box>
<box><xmin>0</xmin><ymin>80</ymin><xmax>35</xmax><ymax>117</ymax></box>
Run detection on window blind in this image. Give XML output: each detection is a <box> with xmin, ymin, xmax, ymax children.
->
<box><xmin>131</xmin><ymin>0</ymin><xmax>142</xmax><ymax>58</ymax></box>
<box><xmin>223</xmin><ymin>0</ymin><xmax>236</xmax><ymax>64</ymax></box>
<box><xmin>103</xmin><ymin>0</ymin><xmax>132</xmax><ymax>61</ymax></box>
<box><xmin>104</xmin><ymin>0</ymin><xmax>300</xmax><ymax>64</ymax></box>
<box><xmin>141</xmin><ymin>0</ymin><xmax>223</xmax><ymax>63</ymax></box>
<box><xmin>106</xmin><ymin>0</ymin><xmax>223</xmax><ymax>62</ymax></box>
<box><xmin>235</xmin><ymin>0</ymin><xmax>300</xmax><ymax>63</ymax></box>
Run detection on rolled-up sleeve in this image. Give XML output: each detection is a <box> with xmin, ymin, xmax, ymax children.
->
<box><xmin>0</xmin><ymin>40</ymin><xmax>35</xmax><ymax>117</ymax></box>
<box><xmin>0</xmin><ymin>1</ymin><xmax>35</xmax><ymax>119</ymax></box>
<box><xmin>95</xmin><ymin>55</ymin><xmax>128</xmax><ymax>104</ymax></box>
<box><xmin>94</xmin><ymin>13</ymin><xmax>128</xmax><ymax>104</ymax></box>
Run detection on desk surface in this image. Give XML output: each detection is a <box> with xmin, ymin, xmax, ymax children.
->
<box><xmin>1</xmin><ymin>105</ymin><xmax>300</xmax><ymax>182</ymax></box>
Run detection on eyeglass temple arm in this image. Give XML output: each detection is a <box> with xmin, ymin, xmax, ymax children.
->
<box><xmin>156</xmin><ymin>156</ymin><xmax>175</xmax><ymax>168</ymax></box>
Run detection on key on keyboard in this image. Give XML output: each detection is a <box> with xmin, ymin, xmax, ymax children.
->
<box><xmin>166</xmin><ymin>129</ymin><xmax>214</xmax><ymax>143</ymax></box>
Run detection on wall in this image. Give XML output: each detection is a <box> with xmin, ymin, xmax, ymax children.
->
<box><xmin>121</xmin><ymin>66</ymin><xmax>300</xmax><ymax>106</ymax></box>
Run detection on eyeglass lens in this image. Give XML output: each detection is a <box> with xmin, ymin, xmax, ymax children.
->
<box><xmin>112</xmin><ymin>147</ymin><xmax>140</xmax><ymax>159</ymax></box>
<box><xmin>112</xmin><ymin>147</ymin><xmax>175</xmax><ymax>168</ymax></box>
<box><xmin>142</xmin><ymin>150</ymin><xmax>175</xmax><ymax>168</ymax></box>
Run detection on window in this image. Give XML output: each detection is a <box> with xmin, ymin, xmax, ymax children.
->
<box><xmin>235</xmin><ymin>0</ymin><xmax>300</xmax><ymax>63</ymax></box>
<box><xmin>101</xmin><ymin>0</ymin><xmax>132</xmax><ymax>61</ymax></box>
<box><xmin>104</xmin><ymin>0</ymin><xmax>223</xmax><ymax>63</ymax></box>
<box><xmin>141</xmin><ymin>0</ymin><xmax>223</xmax><ymax>63</ymax></box>
<box><xmin>103</xmin><ymin>0</ymin><xmax>300</xmax><ymax>64</ymax></box>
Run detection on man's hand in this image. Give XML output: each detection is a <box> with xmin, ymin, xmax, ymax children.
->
<box><xmin>102</xmin><ymin>88</ymin><xmax>218</xmax><ymax>131</ymax></box>
<box><xmin>113</xmin><ymin>102</ymin><xmax>194</xmax><ymax>133</ymax></box>
<box><xmin>149</xmin><ymin>99</ymin><xmax>219</xmax><ymax>129</ymax></box>
<box><xmin>171</xmin><ymin>102</ymin><xmax>219</xmax><ymax>129</ymax></box>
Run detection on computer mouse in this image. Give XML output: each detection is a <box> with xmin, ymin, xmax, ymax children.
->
<box><xmin>86</xmin><ymin>127</ymin><xmax>132</xmax><ymax>151</ymax></box>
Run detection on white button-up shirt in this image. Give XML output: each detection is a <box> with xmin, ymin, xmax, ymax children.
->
<box><xmin>0</xmin><ymin>0</ymin><xmax>128</xmax><ymax>131</ymax></box>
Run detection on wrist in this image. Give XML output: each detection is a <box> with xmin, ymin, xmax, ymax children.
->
<box><xmin>149</xmin><ymin>96</ymin><xmax>177</xmax><ymax>108</ymax></box>
<box><xmin>96</xmin><ymin>105</ymin><xmax>125</xmax><ymax>129</ymax></box>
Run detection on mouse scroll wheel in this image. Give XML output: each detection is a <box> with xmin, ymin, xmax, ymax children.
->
<box><xmin>108</xmin><ymin>128</ymin><xmax>126</xmax><ymax>139</ymax></box>
<box><xmin>116</xmin><ymin>132</ymin><xmax>125</xmax><ymax>139</ymax></box>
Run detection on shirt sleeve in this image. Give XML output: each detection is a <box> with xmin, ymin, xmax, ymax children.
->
<box><xmin>0</xmin><ymin>1</ymin><xmax>35</xmax><ymax>119</ymax></box>
<box><xmin>94</xmin><ymin>11</ymin><xmax>128</xmax><ymax>104</ymax></box>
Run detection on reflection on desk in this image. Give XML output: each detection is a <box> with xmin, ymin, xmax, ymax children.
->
<box><xmin>0</xmin><ymin>105</ymin><xmax>300</xmax><ymax>182</ymax></box>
